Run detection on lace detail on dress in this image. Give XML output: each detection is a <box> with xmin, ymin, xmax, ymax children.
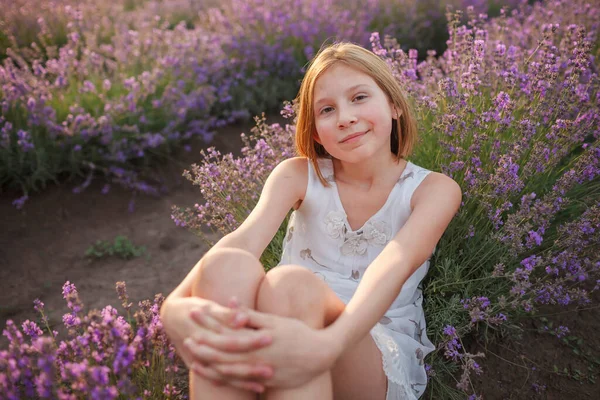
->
<box><xmin>325</xmin><ymin>174</ymin><xmax>335</xmax><ymax>184</ymax></box>
<box><xmin>324</xmin><ymin>211</ymin><xmax>392</xmax><ymax>256</ymax></box>
<box><xmin>324</xmin><ymin>211</ymin><xmax>346</xmax><ymax>239</ymax></box>
<box><xmin>371</xmin><ymin>323</ymin><xmax>416</xmax><ymax>400</ymax></box>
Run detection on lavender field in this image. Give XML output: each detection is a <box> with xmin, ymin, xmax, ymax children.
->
<box><xmin>1</xmin><ymin>0</ymin><xmax>599</xmax><ymax>399</ymax></box>
<box><xmin>1</xmin><ymin>0</ymin><xmax>464</xmax><ymax>208</ymax></box>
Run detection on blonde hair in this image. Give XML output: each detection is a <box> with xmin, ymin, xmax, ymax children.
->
<box><xmin>294</xmin><ymin>42</ymin><xmax>418</xmax><ymax>186</ymax></box>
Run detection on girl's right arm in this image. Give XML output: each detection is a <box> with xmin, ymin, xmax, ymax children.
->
<box><xmin>205</xmin><ymin>155</ymin><xmax>308</xmax><ymax>261</ymax></box>
<box><xmin>166</xmin><ymin>156</ymin><xmax>307</xmax><ymax>300</ymax></box>
<box><xmin>160</xmin><ymin>157</ymin><xmax>308</xmax><ymax>358</ymax></box>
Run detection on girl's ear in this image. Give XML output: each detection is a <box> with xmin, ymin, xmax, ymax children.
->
<box><xmin>389</xmin><ymin>100</ymin><xmax>401</xmax><ymax>120</ymax></box>
<box><xmin>313</xmin><ymin>131</ymin><xmax>322</xmax><ymax>144</ymax></box>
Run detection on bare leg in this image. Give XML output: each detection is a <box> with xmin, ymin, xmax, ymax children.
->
<box><xmin>256</xmin><ymin>265</ymin><xmax>345</xmax><ymax>400</ymax></box>
<box><xmin>189</xmin><ymin>248</ymin><xmax>266</xmax><ymax>400</ymax></box>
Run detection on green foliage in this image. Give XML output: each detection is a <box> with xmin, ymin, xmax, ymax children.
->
<box><xmin>85</xmin><ymin>235</ymin><xmax>148</xmax><ymax>260</ymax></box>
<box><xmin>260</xmin><ymin>215</ymin><xmax>290</xmax><ymax>271</ymax></box>
<box><xmin>132</xmin><ymin>350</ymin><xmax>184</xmax><ymax>399</ymax></box>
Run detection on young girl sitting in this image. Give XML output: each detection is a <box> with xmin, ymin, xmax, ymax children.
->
<box><xmin>160</xmin><ymin>42</ymin><xmax>462</xmax><ymax>400</ymax></box>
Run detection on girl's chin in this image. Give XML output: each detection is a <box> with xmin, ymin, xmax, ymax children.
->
<box><xmin>332</xmin><ymin>150</ymin><xmax>374</xmax><ymax>164</ymax></box>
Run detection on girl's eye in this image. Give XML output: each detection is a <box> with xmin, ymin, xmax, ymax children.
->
<box><xmin>318</xmin><ymin>95</ymin><xmax>366</xmax><ymax>114</ymax></box>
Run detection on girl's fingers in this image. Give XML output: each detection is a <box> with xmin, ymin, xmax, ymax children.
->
<box><xmin>191</xmin><ymin>302</ymin><xmax>247</xmax><ymax>330</ymax></box>
<box><xmin>185</xmin><ymin>338</ymin><xmax>230</xmax><ymax>364</ymax></box>
<box><xmin>190</xmin><ymin>362</ymin><xmax>226</xmax><ymax>385</ymax></box>
<box><xmin>214</xmin><ymin>362</ymin><xmax>273</xmax><ymax>381</ymax></box>
<box><xmin>190</xmin><ymin>328</ymin><xmax>272</xmax><ymax>353</ymax></box>
<box><xmin>190</xmin><ymin>310</ymin><xmax>224</xmax><ymax>333</ymax></box>
<box><xmin>185</xmin><ymin>337</ymin><xmax>253</xmax><ymax>364</ymax></box>
<box><xmin>192</xmin><ymin>363</ymin><xmax>265</xmax><ymax>393</ymax></box>
<box><xmin>230</xmin><ymin>380</ymin><xmax>265</xmax><ymax>394</ymax></box>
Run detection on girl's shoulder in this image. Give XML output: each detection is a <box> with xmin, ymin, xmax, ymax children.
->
<box><xmin>271</xmin><ymin>157</ymin><xmax>309</xmax><ymax>203</ymax></box>
<box><xmin>275</xmin><ymin>156</ymin><xmax>309</xmax><ymax>178</ymax></box>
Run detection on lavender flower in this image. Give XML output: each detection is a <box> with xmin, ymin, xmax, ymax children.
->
<box><xmin>12</xmin><ymin>195</ymin><xmax>29</xmax><ymax>210</ymax></box>
<box><xmin>2</xmin><ymin>280</ymin><xmax>180</xmax><ymax>398</ymax></box>
<box><xmin>115</xmin><ymin>281</ymin><xmax>133</xmax><ymax>312</ymax></box>
<box><xmin>21</xmin><ymin>321</ymin><xmax>43</xmax><ymax>340</ymax></box>
<box><xmin>62</xmin><ymin>281</ymin><xmax>83</xmax><ymax>313</ymax></box>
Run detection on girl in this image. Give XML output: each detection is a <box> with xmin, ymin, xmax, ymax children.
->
<box><xmin>160</xmin><ymin>42</ymin><xmax>462</xmax><ymax>400</ymax></box>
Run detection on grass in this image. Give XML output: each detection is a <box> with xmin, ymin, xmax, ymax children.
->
<box><xmin>85</xmin><ymin>234</ymin><xmax>148</xmax><ymax>260</ymax></box>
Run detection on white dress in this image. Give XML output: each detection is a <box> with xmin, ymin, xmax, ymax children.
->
<box><xmin>274</xmin><ymin>157</ymin><xmax>436</xmax><ymax>399</ymax></box>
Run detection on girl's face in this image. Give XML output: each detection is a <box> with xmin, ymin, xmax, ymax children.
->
<box><xmin>312</xmin><ymin>63</ymin><xmax>396</xmax><ymax>163</ymax></box>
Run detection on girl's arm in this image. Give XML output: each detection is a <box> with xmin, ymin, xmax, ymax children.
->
<box><xmin>324</xmin><ymin>173</ymin><xmax>462</xmax><ymax>352</ymax></box>
<box><xmin>162</xmin><ymin>156</ymin><xmax>307</xmax><ymax>308</ymax></box>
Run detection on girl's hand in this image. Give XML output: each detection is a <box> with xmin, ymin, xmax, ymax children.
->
<box><xmin>160</xmin><ymin>296</ymin><xmax>271</xmax><ymax>372</ymax></box>
<box><xmin>187</xmin><ymin>306</ymin><xmax>343</xmax><ymax>390</ymax></box>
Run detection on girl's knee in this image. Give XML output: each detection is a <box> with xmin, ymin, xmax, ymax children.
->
<box><xmin>191</xmin><ymin>248</ymin><xmax>265</xmax><ymax>298</ymax></box>
<box><xmin>256</xmin><ymin>266</ymin><xmax>327</xmax><ymax>326</ymax></box>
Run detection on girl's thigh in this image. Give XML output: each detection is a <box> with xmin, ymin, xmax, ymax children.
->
<box><xmin>329</xmin><ymin>330</ymin><xmax>388</xmax><ymax>400</ymax></box>
<box><xmin>320</xmin><ymin>286</ymin><xmax>388</xmax><ymax>400</ymax></box>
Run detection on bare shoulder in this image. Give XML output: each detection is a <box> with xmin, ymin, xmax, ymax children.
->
<box><xmin>272</xmin><ymin>157</ymin><xmax>308</xmax><ymax>188</ymax></box>
<box><xmin>275</xmin><ymin>157</ymin><xmax>308</xmax><ymax>177</ymax></box>
<box><xmin>410</xmin><ymin>171</ymin><xmax>462</xmax><ymax>212</ymax></box>
<box><xmin>269</xmin><ymin>157</ymin><xmax>309</xmax><ymax>203</ymax></box>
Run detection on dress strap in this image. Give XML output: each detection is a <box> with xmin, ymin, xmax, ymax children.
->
<box><xmin>315</xmin><ymin>157</ymin><xmax>335</xmax><ymax>184</ymax></box>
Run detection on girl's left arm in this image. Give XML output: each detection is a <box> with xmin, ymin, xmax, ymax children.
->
<box><xmin>324</xmin><ymin>173</ymin><xmax>462</xmax><ymax>354</ymax></box>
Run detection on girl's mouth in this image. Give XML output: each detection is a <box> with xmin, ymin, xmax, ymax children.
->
<box><xmin>340</xmin><ymin>130</ymin><xmax>368</xmax><ymax>143</ymax></box>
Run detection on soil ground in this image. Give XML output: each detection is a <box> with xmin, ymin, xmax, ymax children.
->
<box><xmin>1</xmin><ymin>116</ymin><xmax>598</xmax><ymax>399</ymax></box>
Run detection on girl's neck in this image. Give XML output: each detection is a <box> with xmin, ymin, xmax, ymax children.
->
<box><xmin>332</xmin><ymin>153</ymin><xmax>403</xmax><ymax>189</ymax></box>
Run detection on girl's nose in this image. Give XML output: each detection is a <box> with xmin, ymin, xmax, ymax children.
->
<box><xmin>337</xmin><ymin>111</ymin><xmax>357</xmax><ymax>129</ymax></box>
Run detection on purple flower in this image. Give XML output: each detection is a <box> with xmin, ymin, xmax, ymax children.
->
<box><xmin>62</xmin><ymin>313</ymin><xmax>81</xmax><ymax>328</ymax></box>
<box><xmin>21</xmin><ymin>320</ymin><xmax>43</xmax><ymax>339</ymax></box>
<box><xmin>493</xmin><ymin>91</ymin><xmax>512</xmax><ymax>111</ymax></box>
<box><xmin>62</xmin><ymin>281</ymin><xmax>83</xmax><ymax>313</ymax></box>
<box><xmin>12</xmin><ymin>195</ymin><xmax>29</xmax><ymax>210</ymax></box>
<box><xmin>33</xmin><ymin>299</ymin><xmax>44</xmax><ymax>313</ymax></box>
<box><xmin>443</xmin><ymin>325</ymin><xmax>457</xmax><ymax>337</ymax></box>
<box><xmin>555</xmin><ymin>325</ymin><xmax>570</xmax><ymax>338</ymax></box>
<box><xmin>62</xmin><ymin>281</ymin><xmax>76</xmax><ymax>297</ymax></box>
<box><xmin>82</xmin><ymin>80</ymin><xmax>96</xmax><ymax>93</ymax></box>
<box><xmin>89</xmin><ymin>365</ymin><xmax>110</xmax><ymax>386</ymax></box>
<box><xmin>26</xmin><ymin>97</ymin><xmax>36</xmax><ymax>111</ymax></box>
<box><xmin>113</xmin><ymin>344</ymin><xmax>136</xmax><ymax>374</ymax></box>
<box><xmin>115</xmin><ymin>281</ymin><xmax>132</xmax><ymax>311</ymax></box>
<box><xmin>16</xmin><ymin>130</ymin><xmax>34</xmax><ymax>152</ymax></box>
<box><xmin>163</xmin><ymin>384</ymin><xmax>178</xmax><ymax>396</ymax></box>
